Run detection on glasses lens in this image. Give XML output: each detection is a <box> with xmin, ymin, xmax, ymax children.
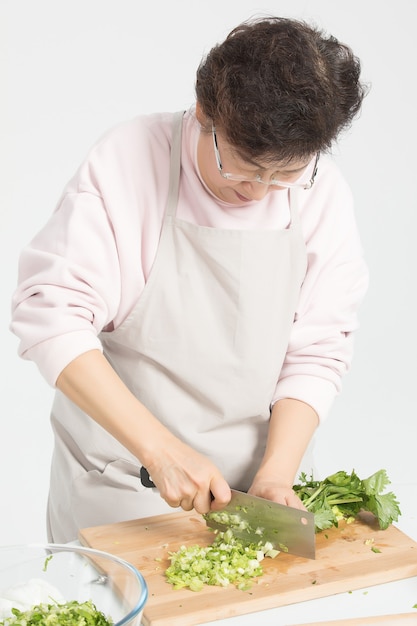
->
<box><xmin>213</xmin><ymin>125</ymin><xmax>318</xmax><ymax>189</ymax></box>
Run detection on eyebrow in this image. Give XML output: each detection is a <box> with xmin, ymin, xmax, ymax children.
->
<box><xmin>233</xmin><ymin>148</ymin><xmax>310</xmax><ymax>174</ymax></box>
<box><xmin>241</xmin><ymin>155</ymin><xmax>309</xmax><ymax>174</ymax></box>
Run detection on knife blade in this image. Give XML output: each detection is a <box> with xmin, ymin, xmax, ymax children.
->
<box><xmin>204</xmin><ymin>489</ymin><xmax>316</xmax><ymax>559</ymax></box>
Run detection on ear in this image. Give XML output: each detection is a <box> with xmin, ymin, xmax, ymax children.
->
<box><xmin>195</xmin><ymin>101</ymin><xmax>210</xmax><ymax>129</ymax></box>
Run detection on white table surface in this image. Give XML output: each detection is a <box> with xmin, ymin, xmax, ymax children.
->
<box><xmin>198</xmin><ymin>483</ymin><xmax>417</xmax><ymax>625</ymax></box>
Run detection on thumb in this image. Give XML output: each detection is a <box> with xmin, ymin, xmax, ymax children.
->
<box><xmin>209</xmin><ymin>476</ymin><xmax>231</xmax><ymax>510</ymax></box>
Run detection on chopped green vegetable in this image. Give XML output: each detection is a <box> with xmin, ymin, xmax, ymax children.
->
<box><xmin>293</xmin><ymin>469</ymin><xmax>401</xmax><ymax>532</ymax></box>
<box><xmin>0</xmin><ymin>600</ymin><xmax>113</xmax><ymax>626</ymax></box>
<box><xmin>204</xmin><ymin>510</ymin><xmax>250</xmax><ymax>533</ymax></box>
<box><xmin>165</xmin><ymin>528</ymin><xmax>274</xmax><ymax>591</ymax></box>
<box><xmin>43</xmin><ymin>554</ymin><xmax>53</xmax><ymax>571</ymax></box>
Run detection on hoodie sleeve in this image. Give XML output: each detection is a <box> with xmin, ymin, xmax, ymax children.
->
<box><xmin>271</xmin><ymin>158</ymin><xmax>369</xmax><ymax>422</ymax></box>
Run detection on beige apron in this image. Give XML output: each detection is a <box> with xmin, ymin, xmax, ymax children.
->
<box><xmin>47</xmin><ymin>112</ymin><xmax>308</xmax><ymax>543</ymax></box>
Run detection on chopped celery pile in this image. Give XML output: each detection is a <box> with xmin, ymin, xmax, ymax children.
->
<box><xmin>165</xmin><ymin>528</ymin><xmax>279</xmax><ymax>591</ymax></box>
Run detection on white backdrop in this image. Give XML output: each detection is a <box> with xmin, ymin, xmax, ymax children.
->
<box><xmin>1</xmin><ymin>0</ymin><xmax>416</xmax><ymax>544</ymax></box>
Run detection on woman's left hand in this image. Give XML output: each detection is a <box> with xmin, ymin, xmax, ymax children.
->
<box><xmin>247</xmin><ymin>478</ymin><xmax>306</xmax><ymax>511</ymax></box>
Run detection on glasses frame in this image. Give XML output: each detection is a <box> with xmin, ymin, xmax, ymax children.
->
<box><xmin>211</xmin><ymin>126</ymin><xmax>319</xmax><ymax>190</ymax></box>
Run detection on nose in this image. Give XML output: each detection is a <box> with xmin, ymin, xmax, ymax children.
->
<box><xmin>240</xmin><ymin>181</ymin><xmax>279</xmax><ymax>201</ymax></box>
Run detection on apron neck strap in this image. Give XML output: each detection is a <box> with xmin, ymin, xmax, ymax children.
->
<box><xmin>165</xmin><ymin>111</ymin><xmax>185</xmax><ymax>218</ymax></box>
<box><xmin>289</xmin><ymin>187</ymin><xmax>301</xmax><ymax>227</ymax></box>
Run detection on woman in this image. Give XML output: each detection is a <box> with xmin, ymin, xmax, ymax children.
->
<box><xmin>11</xmin><ymin>16</ymin><xmax>369</xmax><ymax>542</ymax></box>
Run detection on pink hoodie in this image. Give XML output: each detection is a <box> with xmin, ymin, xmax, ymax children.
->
<box><xmin>10</xmin><ymin>107</ymin><xmax>368</xmax><ymax>422</ymax></box>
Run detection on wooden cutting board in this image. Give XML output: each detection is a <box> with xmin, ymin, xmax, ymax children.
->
<box><xmin>293</xmin><ymin>614</ymin><xmax>417</xmax><ymax>625</ymax></box>
<box><xmin>79</xmin><ymin>510</ymin><xmax>417</xmax><ymax>626</ymax></box>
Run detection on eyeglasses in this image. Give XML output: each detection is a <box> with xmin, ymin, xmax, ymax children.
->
<box><xmin>212</xmin><ymin>126</ymin><xmax>319</xmax><ymax>190</ymax></box>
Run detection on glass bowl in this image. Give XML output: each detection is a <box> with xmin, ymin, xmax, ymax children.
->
<box><xmin>0</xmin><ymin>543</ymin><xmax>148</xmax><ymax>625</ymax></box>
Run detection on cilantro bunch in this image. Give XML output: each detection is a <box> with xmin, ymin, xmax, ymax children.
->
<box><xmin>293</xmin><ymin>469</ymin><xmax>401</xmax><ymax>532</ymax></box>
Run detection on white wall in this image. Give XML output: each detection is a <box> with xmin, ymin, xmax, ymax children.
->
<box><xmin>1</xmin><ymin>0</ymin><xmax>415</xmax><ymax>544</ymax></box>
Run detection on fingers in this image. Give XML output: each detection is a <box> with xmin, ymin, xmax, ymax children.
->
<box><xmin>248</xmin><ymin>480</ymin><xmax>306</xmax><ymax>511</ymax></box>
<box><xmin>206</xmin><ymin>476</ymin><xmax>231</xmax><ymax>511</ymax></box>
<box><xmin>162</xmin><ymin>477</ymin><xmax>231</xmax><ymax>515</ymax></box>
<box><xmin>191</xmin><ymin>490</ymin><xmax>213</xmax><ymax>514</ymax></box>
<box><xmin>285</xmin><ymin>490</ymin><xmax>307</xmax><ymax>511</ymax></box>
<box><xmin>178</xmin><ymin>497</ymin><xmax>194</xmax><ymax>511</ymax></box>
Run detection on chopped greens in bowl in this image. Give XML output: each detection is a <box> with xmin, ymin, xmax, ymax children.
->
<box><xmin>0</xmin><ymin>545</ymin><xmax>147</xmax><ymax>626</ymax></box>
<box><xmin>1</xmin><ymin>599</ymin><xmax>112</xmax><ymax>626</ymax></box>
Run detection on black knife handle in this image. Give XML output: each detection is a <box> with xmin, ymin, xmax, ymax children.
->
<box><xmin>140</xmin><ymin>466</ymin><xmax>156</xmax><ymax>488</ymax></box>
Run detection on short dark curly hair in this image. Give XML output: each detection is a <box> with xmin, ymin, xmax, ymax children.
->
<box><xmin>195</xmin><ymin>16</ymin><xmax>368</xmax><ymax>163</ymax></box>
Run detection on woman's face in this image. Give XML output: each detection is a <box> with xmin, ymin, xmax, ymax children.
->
<box><xmin>197</xmin><ymin>126</ymin><xmax>315</xmax><ymax>205</ymax></box>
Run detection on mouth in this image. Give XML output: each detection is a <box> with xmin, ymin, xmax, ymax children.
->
<box><xmin>234</xmin><ymin>190</ymin><xmax>252</xmax><ymax>202</ymax></box>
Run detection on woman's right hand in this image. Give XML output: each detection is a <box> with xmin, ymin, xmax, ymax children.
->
<box><xmin>144</xmin><ymin>434</ymin><xmax>231</xmax><ymax>514</ymax></box>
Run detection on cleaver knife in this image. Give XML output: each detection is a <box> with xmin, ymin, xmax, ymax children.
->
<box><xmin>204</xmin><ymin>489</ymin><xmax>316</xmax><ymax>559</ymax></box>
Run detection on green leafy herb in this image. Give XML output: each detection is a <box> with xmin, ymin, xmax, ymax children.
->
<box><xmin>0</xmin><ymin>600</ymin><xmax>113</xmax><ymax>626</ymax></box>
<box><xmin>293</xmin><ymin>469</ymin><xmax>401</xmax><ymax>532</ymax></box>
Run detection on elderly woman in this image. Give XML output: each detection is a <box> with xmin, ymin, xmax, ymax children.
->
<box><xmin>11</xmin><ymin>16</ymin><xmax>368</xmax><ymax>543</ymax></box>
